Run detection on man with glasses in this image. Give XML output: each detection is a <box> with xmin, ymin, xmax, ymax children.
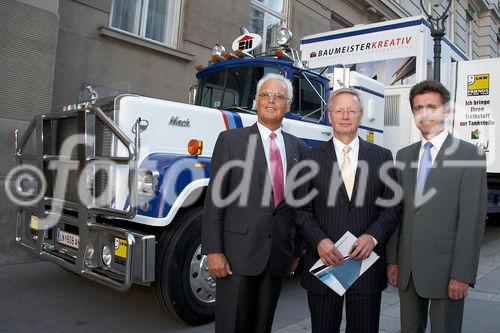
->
<box><xmin>202</xmin><ymin>73</ymin><xmax>306</xmax><ymax>333</ymax></box>
<box><xmin>296</xmin><ymin>88</ymin><xmax>399</xmax><ymax>332</ymax></box>
<box><xmin>386</xmin><ymin>80</ymin><xmax>487</xmax><ymax>332</ymax></box>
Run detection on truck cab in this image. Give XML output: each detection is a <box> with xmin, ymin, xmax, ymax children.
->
<box><xmin>196</xmin><ymin>57</ymin><xmax>330</xmax><ymax>125</ymax></box>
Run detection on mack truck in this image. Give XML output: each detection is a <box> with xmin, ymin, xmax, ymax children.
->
<box><xmin>13</xmin><ymin>28</ymin><xmax>384</xmax><ymax>325</ymax></box>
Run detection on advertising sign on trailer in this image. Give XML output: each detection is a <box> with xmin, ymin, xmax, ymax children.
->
<box><xmin>300</xmin><ymin>18</ymin><xmax>424</xmax><ymax>68</ymax></box>
<box><xmin>452</xmin><ymin>58</ymin><xmax>500</xmax><ymax>173</ymax></box>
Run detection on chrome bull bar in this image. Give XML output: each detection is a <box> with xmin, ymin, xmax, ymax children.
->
<box><xmin>14</xmin><ymin>105</ymin><xmax>153</xmax><ymax>292</ymax></box>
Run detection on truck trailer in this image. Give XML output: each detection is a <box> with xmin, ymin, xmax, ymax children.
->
<box><xmin>301</xmin><ymin>15</ymin><xmax>500</xmax><ymax>214</ymax></box>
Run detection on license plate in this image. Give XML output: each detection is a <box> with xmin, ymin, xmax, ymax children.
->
<box><xmin>56</xmin><ymin>229</ymin><xmax>80</xmax><ymax>249</ymax></box>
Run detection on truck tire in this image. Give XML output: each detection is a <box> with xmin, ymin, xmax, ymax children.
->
<box><xmin>152</xmin><ymin>207</ymin><xmax>215</xmax><ymax>325</ymax></box>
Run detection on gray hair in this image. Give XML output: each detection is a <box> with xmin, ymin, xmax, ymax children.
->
<box><xmin>328</xmin><ymin>88</ymin><xmax>363</xmax><ymax>112</ymax></box>
<box><xmin>256</xmin><ymin>73</ymin><xmax>293</xmax><ymax>102</ymax></box>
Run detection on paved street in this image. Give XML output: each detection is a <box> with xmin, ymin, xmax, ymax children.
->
<box><xmin>1</xmin><ymin>225</ymin><xmax>500</xmax><ymax>332</ymax></box>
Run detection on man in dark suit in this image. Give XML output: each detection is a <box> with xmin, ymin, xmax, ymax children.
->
<box><xmin>296</xmin><ymin>88</ymin><xmax>399</xmax><ymax>332</ymax></box>
<box><xmin>201</xmin><ymin>73</ymin><xmax>306</xmax><ymax>333</ymax></box>
<box><xmin>386</xmin><ymin>80</ymin><xmax>487</xmax><ymax>332</ymax></box>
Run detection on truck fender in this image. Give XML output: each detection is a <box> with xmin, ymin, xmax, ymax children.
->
<box><xmin>131</xmin><ymin>178</ymin><xmax>208</xmax><ymax>226</ymax></box>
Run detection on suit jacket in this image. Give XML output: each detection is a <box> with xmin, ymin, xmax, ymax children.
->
<box><xmin>386</xmin><ymin>134</ymin><xmax>487</xmax><ymax>298</ymax></box>
<box><xmin>297</xmin><ymin>138</ymin><xmax>399</xmax><ymax>295</ymax></box>
<box><xmin>201</xmin><ymin>123</ymin><xmax>307</xmax><ymax>277</ymax></box>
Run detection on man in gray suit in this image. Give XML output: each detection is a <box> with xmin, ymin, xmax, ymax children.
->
<box><xmin>202</xmin><ymin>73</ymin><xmax>306</xmax><ymax>333</ymax></box>
<box><xmin>386</xmin><ymin>80</ymin><xmax>487</xmax><ymax>332</ymax></box>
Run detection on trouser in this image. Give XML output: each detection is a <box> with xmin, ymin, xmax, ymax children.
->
<box><xmin>399</xmin><ymin>276</ymin><xmax>465</xmax><ymax>333</ymax></box>
<box><xmin>307</xmin><ymin>290</ymin><xmax>382</xmax><ymax>333</ymax></box>
<box><xmin>215</xmin><ymin>263</ymin><xmax>283</xmax><ymax>333</ymax></box>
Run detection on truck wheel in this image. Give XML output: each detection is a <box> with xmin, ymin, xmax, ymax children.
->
<box><xmin>152</xmin><ymin>207</ymin><xmax>215</xmax><ymax>325</ymax></box>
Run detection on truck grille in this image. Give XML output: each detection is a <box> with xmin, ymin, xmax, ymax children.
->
<box><xmin>94</xmin><ymin>114</ymin><xmax>113</xmax><ymax>200</ymax></box>
<box><xmin>45</xmin><ymin>105</ymin><xmax>115</xmax><ymax>205</ymax></box>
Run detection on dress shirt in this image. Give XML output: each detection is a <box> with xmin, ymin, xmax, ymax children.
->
<box><xmin>416</xmin><ymin>130</ymin><xmax>449</xmax><ymax>179</ymax></box>
<box><xmin>257</xmin><ymin>121</ymin><xmax>287</xmax><ymax>186</ymax></box>
<box><xmin>333</xmin><ymin>135</ymin><xmax>359</xmax><ymax>173</ymax></box>
<box><xmin>332</xmin><ymin>135</ymin><xmax>378</xmax><ymax>245</ymax></box>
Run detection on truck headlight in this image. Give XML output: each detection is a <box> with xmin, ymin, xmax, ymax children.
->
<box><xmin>102</xmin><ymin>245</ymin><xmax>112</xmax><ymax>266</ymax></box>
<box><xmin>137</xmin><ymin>170</ymin><xmax>159</xmax><ymax>197</ymax></box>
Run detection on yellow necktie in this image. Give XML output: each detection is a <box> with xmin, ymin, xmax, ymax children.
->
<box><xmin>340</xmin><ymin>145</ymin><xmax>354</xmax><ymax>200</ymax></box>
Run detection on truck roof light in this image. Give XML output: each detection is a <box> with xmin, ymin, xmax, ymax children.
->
<box><xmin>234</xmin><ymin>49</ymin><xmax>254</xmax><ymax>58</ymax></box>
<box><xmin>275</xmin><ymin>49</ymin><xmax>293</xmax><ymax>61</ymax></box>
<box><xmin>188</xmin><ymin>139</ymin><xmax>203</xmax><ymax>156</ymax></box>
<box><xmin>223</xmin><ymin>51</ymin><xmax>234</xmax><ymax>60</ymax></box>
<box><xmin>235</xmin><ymin>49</ymin><xmax>244</xmax><ymax>57</ymax></box>
<box><xmin>195</xmin><ymin>64</ymin><xmax>204</xmax><ymax>71</ymax></box>
<box><xmin>276</xmin><ymin>28</ymin><xmax>292</xmax><ymax>47</ymax></box>
<box><xmin>211</xmin><ymin>44</ymin><xmax>226</xmax><ymax>62</ymax></box>
<box><xmin>211</xmin><ymin>44</ymin><xmax>225</xmax><ymax>57</ymax></box>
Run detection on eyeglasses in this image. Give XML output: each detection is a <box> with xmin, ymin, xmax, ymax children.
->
<box><xmin>329</xmin><ymin>109</ymin><xmax>361</xmax><ymax>116</ymax></box>
<box><xmin>412</xmin><ymin>104</ymin><xmax>443</xmax><ymax>114</ymax></box>
<box><xmin>257</xmin><ymin>92</ymin><xmax>289</xmax><ymax>103</ymax></box>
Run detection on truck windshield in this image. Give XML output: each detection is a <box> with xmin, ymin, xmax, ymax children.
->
<box><xmin>197</xmin><ymin>66</ymin><xmax>282</xmax><ymax>110</ymax></box>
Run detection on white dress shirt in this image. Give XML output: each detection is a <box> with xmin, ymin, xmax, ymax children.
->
<box><xmin>332</xmin><ymin>135</ymin><xmax>378</xmax><ymax>245</ymax></box>
<box><xmin>257</xmin><ymin>121</ymin><xmax>287</xmax><ymax>186</ymax></box>
<box><xmin>332</xmin><ymin>135</ymin><xmax>360</xmax><ymax>173</ymax></box>
<box><xmin>417</xmin><ymin>130</ymin><xmax>449</xmax><ymax>179</ymax></box>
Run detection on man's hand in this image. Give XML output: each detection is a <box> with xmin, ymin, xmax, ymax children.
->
<box><xmin>317</xmin><ymin>238</ymin><xmax>344</xmax><ymax>266</ymax></box>
<box><xmin>207</xmin><ymin>253</ymin><xmax>233</xmax><ymax>279</ymax></box>
<box><xmin>289</xmin><ymin>257</ymin><xmax>300</xmax><ymax>275</ymax></box>
<box><xmin>387</xmin><ymin>264</ymin><xmax>398</xmax><ymax>287</ymax></box>
<box><xmin>448</xmin><ymin>278</ymin><xmax>469</xmax><ymax>300</ymax></box>
<box><xmin>349</xmin><ymin>234</ymin><xmax>376</xmax><ymax>260</ymax></box>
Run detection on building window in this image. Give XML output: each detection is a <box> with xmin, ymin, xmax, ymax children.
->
<box><xmin>447</xmin><ymin>0</ymin><xmax>455</xmax><ymax>42</ymax></box>
<box><xmin>465</xmin><ymin>5</ymin><xmax>475</xmax><ymax>58</ymax></box>
<box><xmin>110</xmin><ymin>0</ymin><xmax>181</xmax><ymax>47</ymax></box>
<box><xmin>249</xmin><ymin>0</ymin><xmax>288</xmax><ymax>53</ymax></box>
<box><xmin>466</xmin><ymin>19</ymin><xmax>472</xmax><ymax>58</ymax></box>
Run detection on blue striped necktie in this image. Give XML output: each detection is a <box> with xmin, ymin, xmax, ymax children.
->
<box><xmin>416</xmin><ymin>142</ymin><xmax>433</xmax><ymax>202</ymax></box>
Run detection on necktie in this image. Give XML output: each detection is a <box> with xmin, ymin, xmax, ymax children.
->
<box><xmin>416</xmin><ymin>142</ymin><xmax>433</xmax><ymax>202</ymax></box>
<box><xmin>269</xmin><ymin>132</ymin><xmax>284</xmax><ymax>207</ymax></box>
<box><xmin>340</xmin><ymin>145</ymin><xmax>354</xmax><ymax>200</ymax></box>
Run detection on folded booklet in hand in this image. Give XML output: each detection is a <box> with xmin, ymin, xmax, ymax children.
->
<box><xmin>309</xmin><ymin>231</ymin><xmax>379</xmax><ymax>296</ymax></box>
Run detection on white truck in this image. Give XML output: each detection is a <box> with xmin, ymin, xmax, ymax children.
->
<box><xmin>301</xmin><ymin>15</ymin><xmax>500</xmax><ymax>213</ymax></box>
<box><xmin>13</xmin><ymin>29</ymin><xmax>383</xmax><ymax>324</ymax></box>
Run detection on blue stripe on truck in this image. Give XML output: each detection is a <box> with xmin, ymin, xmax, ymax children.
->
<box><xmin>232</xmin><ymin>112</ymin><xmax>244</xmax><ymax>128</ymax></box>
<box><xmin>225</xmin><ymin>111</ymin><xmax>237</xmax><ymax>129</ymax></box>
<box><xmin>359</xmin><ymin>125</ymin><xmax>383</xmax><ymax>134</ymax></box>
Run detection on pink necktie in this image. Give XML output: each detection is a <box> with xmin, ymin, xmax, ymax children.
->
<box><xmin>269</xmin><ymin>132</ymin><xmax>284</xmax><ymax>207</ymax></box>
